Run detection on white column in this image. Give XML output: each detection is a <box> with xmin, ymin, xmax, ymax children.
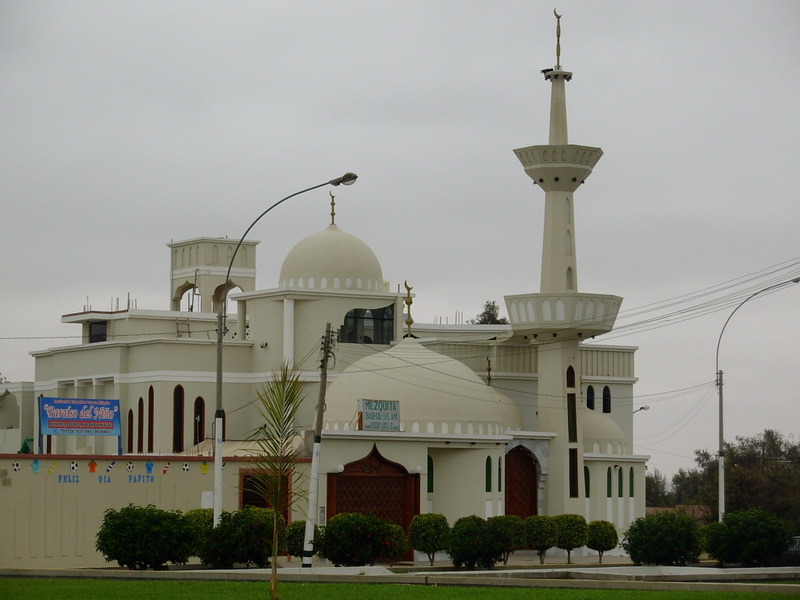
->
<box><xmin>283</xmin><ymin>298</ymin><xmax>295</xmax><ymax>364</ymax></box>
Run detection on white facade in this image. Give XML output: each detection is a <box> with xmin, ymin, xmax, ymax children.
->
<box><xmin>0</xmin><ymin>25</ymin><xmax>648</xmax><ymax>568</ymax></box>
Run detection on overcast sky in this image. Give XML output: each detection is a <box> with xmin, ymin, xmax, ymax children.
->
<box><xmin>2</xmin><ymin>1</ymin><xmax>799</xmax><ymax>478</ymax></box>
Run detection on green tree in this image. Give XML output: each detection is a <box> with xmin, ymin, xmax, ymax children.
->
<box><xmin>705</xmin><ymin>508</ymin><xmax>791</xmax><ymax>567</ymax></box>
<box><xmin>671</xmin><ymin>430</ymin><xmax>800</xmax><ymax>530</ymax></box>
<box><xmin>409</xmin><ymin>513</ymin><xmax>450</xmax><ymax>566</ymax></box>
<box><xmin>622</xmin><ymin>511</ymin><xmax>701</xmax><ymax>565</ymax></box>
<box><xmin>95</xmin><ymin>504</ymin><xmax>194</xmax><ymax>570</ymax></box>
<box><xmin>487</xmin><ymin>515</ymin><xmax>526</xmax><ymax>565</ymax></box>
<box><xmin>471</xmin><ymin>300</ymin><xmax>508</xmax><ymax>324</ymax></box>
<box><xmin>586</xmin><ymin>520</ymin><xmax>618</xmax><ymax>564</ymax></box>
<box><xmin>247</xmin><ymin>362</ymin><xmax>306</xmax><ymax>600</ymax></box>
<box><xmin>524</xmin><ymin>515</ymin><xmax>557</xmax><ymax>564</ymax></box>
<box><xmin>645</xmin><ymin>468</ymin><xmax>675</xmax><ymax>507</ymax></box>
<box><xmin>552</xmin><ymin>514</ymin><xmax>588</xmax><ymax>564</ymax></box>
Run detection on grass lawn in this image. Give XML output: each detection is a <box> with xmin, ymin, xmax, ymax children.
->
<box><xmin>0</xmin><ymin>578</ymin><xmax>795</xmax><ymax>600</ymax></box>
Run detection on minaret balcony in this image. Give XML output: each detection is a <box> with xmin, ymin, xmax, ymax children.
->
<box><xmin>504</xmin><ymin>292</ymin><xmax>622</xmax><ymax>340</ymax></box>
<box><xmin>514</xmin><ymin>144</ymin><xmax>603</xmax><ymax>192</ymax></box>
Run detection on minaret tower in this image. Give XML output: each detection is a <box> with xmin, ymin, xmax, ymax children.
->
<box><xmin>504</xmin><ymin>12</ymin><xmax>623</xmax><ymax>514</ymax></box>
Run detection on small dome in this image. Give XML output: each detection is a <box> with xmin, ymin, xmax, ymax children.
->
<box><xmin>324</xmin><ymin>338</ymin><xmax>522</xmax><ymax>434</ymax></box>
<box><xmin>581</xmin><ymin>407</ymin><xmax>627</xmax><ymax>454</ymax></box>
<box><xmin>279</xmin><ymin>224</ymin><xmax>383</xmax><ymax>292</ymax></box>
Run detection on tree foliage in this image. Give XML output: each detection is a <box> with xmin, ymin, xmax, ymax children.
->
<box><xmin>524</xmin><ymin>515</ymin><xmax>557</xmax><ymax>564</ymax></box>
<box><xmin>487</xmin><ymin>515</ymin><xmax>526</xmax><ymax>565</ymax></box>
<box><xmin>587</xmin><ymin>520</ymin><xmax>618</xmax><ymax>563</ymax></box>
<box><xmin>95</xmin><ymin>504</ymin><xmax>194</xmax><ymax>570</ymax></box>
<box><xmin>200</xmin><ymin>506</ymin><xmax>285</xmax><ymax>569</ymax></box>
<box><xmin>447</xmin><ymin>515</ymin><xmax>501</xmax><ymax>569</ymax></box>
<box><xmin>552</xmin><ymin>514</ymin><xmax>588</xmax><ymax>564</ymax></box>
<box><xmin>645</xmin><ymin>468</ymin><xmax>675</xmax><ymax>508</ymax></box>
<box><xmin>317</xmin><ymin>513</ymin><xmax>402</xmax><ymax>566</ymax></box>
<box><xmin>705</xmin><ymin>508</ymin><xmax>791</xmax><ymax>567</ymax></box>
<box><xmin>471</xmin><ymin>300</ymin><xmax>508</xmax><ymax>325</ymax></box>
<box><xmin>669</xmin><ymin>429</ymin><xmax>800</xmax><ymax>531</ymax></box>
<box><xmin>409</xmin><ymin>513</ymin><xmax>450</xmax><ymax>566</ymax></box>
<box><xmin>622</xmin><ymin>511</ymin><xmax>700</xmax><ymax>565</ymax></box>
<box><xmin>247</xmin><ymin>362</ymin><xmax>306</xmax><ymax>599</ymax></box>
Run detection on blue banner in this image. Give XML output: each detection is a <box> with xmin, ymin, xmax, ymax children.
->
<box><xmin>39</xmin><ymin>397</ymin><xmax>121</xmax><ymax>436</ymax></box>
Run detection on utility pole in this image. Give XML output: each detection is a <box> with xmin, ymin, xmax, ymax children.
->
<box><xmin>302</xmin><ymin>323</ymin><xmax>333</xmax><ymax>567</ymax></box>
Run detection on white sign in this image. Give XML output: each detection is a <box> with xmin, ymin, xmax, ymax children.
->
<box><xmin>359</xmin><ymin>399</ymin><xmax>400</xmax><ymax>431</ymax></box>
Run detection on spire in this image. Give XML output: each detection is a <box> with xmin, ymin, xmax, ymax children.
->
<box><xmin>544</xmin><ymin>10</ymin><xmax>571</xmax><ymax>145</ymax></box>
<box><xmin>554</xmin><ymin>9</ymin><xmax>562</xmax><ymax>69</ymax></box>
<box><xmin>403</xmin><ymin>281</ymin><xmax>414</xmax><ymax>338</ymax></box>
<box><xmin>329</xmin><ymin>191</ymin><xmax>336</xmax><ymax>225</ymax></box>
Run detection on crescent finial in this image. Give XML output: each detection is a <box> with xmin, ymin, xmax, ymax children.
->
<box><xmin>554</xmin><ymin>8</ymin><xmax>561</xmax><ymax>18</ymax></box>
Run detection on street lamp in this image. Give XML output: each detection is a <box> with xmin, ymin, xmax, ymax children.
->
<box><xmin>714</xmin><ymin>276</ymin><xmax>800</xmax><ymax>522</ymax></box>
<box><xmin>213</xmin><ymin>172</ymin><xmax>358</xmax><ymax>526</ymax></box>
<box><xmin>632</xmin><ymin>405</ymin><xmax>650</xmax><ymax>415</ymax></box>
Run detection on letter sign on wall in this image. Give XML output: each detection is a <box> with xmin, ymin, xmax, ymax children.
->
<box><xmin>358</xmin><ymin>399</ymin><xmax>400</xmax><ymax>431</ymax></box>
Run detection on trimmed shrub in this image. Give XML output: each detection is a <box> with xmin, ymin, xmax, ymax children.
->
<box><xmin>285</xmin><ymin>519</ymin><xmax>320</xmax><ymax>560</ymax></box>
<box><xmin>552</xmin><ymin>514</ymin><xmax>588</xmax><ymax>564</ymax></box>
<box><xmin>487</xmin><ymin>515</ymin><xmax>526</xmax><ymax>565</ymax></box>
<box><xmin>409</xmin><ymin>513</ymin><xmax>450</xmax><ymax>566</ymax></box>
<box><xmin>95</xmin><ymin>504</ymin><xmax>194</xmax><ymax>570</ymax></box>
<box><xmin>587</xmin><ymin>520</ymin><xmax>618</xmax><ymax>563</ymax></box>
<box><xmin>379</xmin><ymin>522</ymin><xmax>409</xmax><ymax>566</ymax></box>
<box><xmin>447</xmin><ymin>515</ymin><xmax>501</xmax><ymax>569</ymax></box>
<box><xmin>184</xmin><ymin>508</ymin><xmax>213</xmax><ymax>559</ymax></box>
<box><xmin>318</xmin><ymin>513</ymin><xmax>387</xmax><ymax>566</ymax></box>
<box><xmin>622</xmin><ymin>511</ymin><xmax>700</xmax><ymax>565</ymax></box>
<box><xmin>201</xmin><ymin>506</ymin><xmax>286</xmax><ymax>568</ymax></box>
<box><xmin>706</xmin><ymin>508</ymin><xmax>791</xmax><ymax>567</ymax></box>
<box><xmin>525</xmin><ymin>515</ymin><xmax>557</xmax><ymax>564</ymax></box>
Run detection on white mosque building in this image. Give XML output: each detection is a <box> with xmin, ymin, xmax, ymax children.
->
<box><xmin>0</xmin><ymin>19</ymin><xmax>647</xmax><ymax>567</ymax></box>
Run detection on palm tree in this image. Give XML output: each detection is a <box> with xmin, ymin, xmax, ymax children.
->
<box><xmin>248</xmin><ymin>362</ymin><xmax>306</xmax><ymax>600</ymax></box>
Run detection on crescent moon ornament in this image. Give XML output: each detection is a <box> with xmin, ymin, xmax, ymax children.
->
<box><xmin>554</xmin><ymin>8</ymin><xmax>562</xmax><ymax>18</ymax></box>
<box><xmin>553</xmin><ymin>9</ymin><xmax>562</xmax><ymax>69</ymax></box>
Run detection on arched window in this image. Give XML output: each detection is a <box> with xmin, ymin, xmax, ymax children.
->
<box><xmin>172</xmin><ymin>385</ymin><xmax>184</xmax><ymax>453</ymax></box>
<box><xmin>618</xmin><ymin>468</ymin><xmax>624</xmax><ymax>497</ymax></box>
<box><xmin>137</xmin><ymin>397</ymin><xmax>144</xmax><ymax>453</ymax></box>
<box><xmin>147</xmin><ymin>387</ymin><xmax>154</xmax><ymax>453</ymax></box>
<box><xmin>566</xmin><ymin>366</ymin><xmax>576</xmax><ymax>388</ymax></box>
<box><xmin>427</xmin><ymin>455</ymin><xmax>434</xmax><ymax>493</ymax></box>
<box><xmin>586</xmin><ymin>385</ymin><xmax>595</xmax><ymax>410</ymax></box>
<box><xmin>606</xmin><ymin>467</ymin><xmax>612</xmax><ymax>498</ymax></box>
<box><xmin>193</xmin><ymin>397</ymin><xmax>205</xmax><ymax>446</ymax></box>
<box><xmin>602</xmin><ymin>386</ymin><xmax>611</xmax><ymax>413</ymax></box>
<box><xmin>629</xmin><ymin>467</ymin><xmax>635</xmax><ymax>497</ymax></box>
<box><xmin>498</xmin><ymin>457</ymin><xmax>503</xmax><ymax>492</ymax></box>
<box><xmin>127</xmin><ymin>409</ymin><xmax>134</xmax><ymax>453</ymax></box>
<box><xmin>584</xmin><ymin>466</ymin><xmax>591</xmax><ymax>498</ymax></box>
<box><xmin>485</xmin><ymin>456</ymin><xmax>492</xmax><ymax>492</ymax></box>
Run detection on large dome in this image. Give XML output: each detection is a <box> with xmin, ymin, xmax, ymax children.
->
<box><xmin>279</xmin><ymin>224</ymin><xmax>384</xmax><ymax>292</ymax></box>
<box><xmin>324</xmin><ymin>338</ymin><xmax>522</xmax><ymax>435</ymax></box>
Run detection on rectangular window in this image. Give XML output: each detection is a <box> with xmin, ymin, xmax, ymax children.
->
<box><xmin>569</xmin><ymin>449</ymin><xmax>579</xmax><ymax>498</ymax></box>
<box><xmin>89</xmin><ymin>321</ymin><xmax>107</xmax><ymax>343</ymax></box>
<box><xmin>567</xmin><ymin>394</ymin><xmax>577</xmax><ymax>443</ymax></box>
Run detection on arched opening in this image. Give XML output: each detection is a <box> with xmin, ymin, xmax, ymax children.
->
<box><xmin>504</xmin><ymin>445</ymin><xmax>538</xmax><ymax>518</ymax></box>
<box><xmin>147</xmin><ymin>387</ymin><xmax>154</xmax><ymax>453</ymax></box>
<box><xmin>427</xmin><ymin>455</ymin><xmax>434</xmax><ymax>493</ymax></box>
<box><xmin>602</xmin><ymin>386</ymin><xmax>611</xmax><ymax>413</ymax></box>
<box><xmin>193</xmin><ymin>397</ymin><xmax>205</xmax><ymax>446</ymax></box>
<box><xmin>586</xmin><ymin>385</ymin><xmax>595</xmax><ymax>410</ymax></box>
<box><xmin>584</xmin><ymin>466</ymin><xmax>591</xmax><ymax>498</ymax></box>
<box><xmin>127</xmin><ymin>409</ymin><xmax>134</xmax><ymax>454</ymax></box>
<box><xmin>137</xmin><ymin>397</ymin><xmax>144</xmax><ymax>453</ymax></box>
<box><xmin>172</xmin><ymin>385</ymin><xmax>184</xmax><ymax>453</ymax></box>
<box><xmin>566</xmin><ymin>366</ymin><xmax>576</xmax><ymax>388</ymax></box>
<box><xmin>485</xmin><ymin>456</ymin><xmax>492</xmax><ymax>492</ymax></box>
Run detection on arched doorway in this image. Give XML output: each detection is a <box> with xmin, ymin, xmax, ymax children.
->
<box><xmin>327</xmin><ymin>444</ymin><xmax>419</xmax><ymax>560</ymax></box>
<box><xmin>504</xmin><ymin>445</ymin><xmax>539</xmax><ymax>518</ymax></box>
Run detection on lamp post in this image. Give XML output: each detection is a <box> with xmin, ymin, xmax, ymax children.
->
<box><xmin>632</xmin><ymin>405</ymin><xmax>650</xmax><ymax>415</ymax></box>
<box><xmin>213</xmin><ymin>172</ymin><xmax>358</xmax><ymax>526</ymax></box>
<box><xmin>714</xmin><ymin>276</ymin><xmax>800</xmax><ymax>522</ymax></box>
